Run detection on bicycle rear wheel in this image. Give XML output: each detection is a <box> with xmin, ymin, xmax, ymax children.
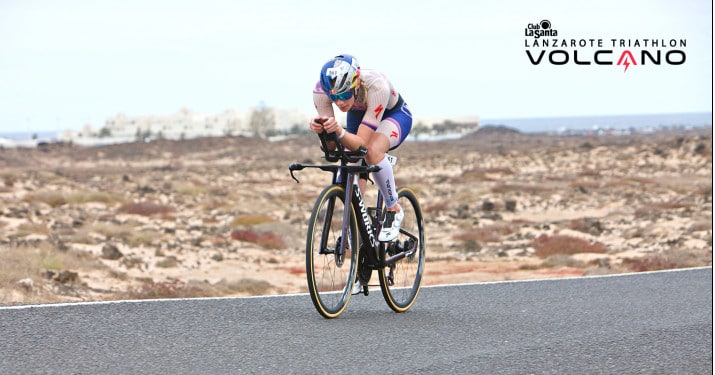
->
<box><xmin>306</xmin><ymin>184</ymin><xmax>358</xmax><ymax>319</ymax></box>
<box><xmin>378</xmin><ymin>186</ymin><xmax>425</xmax><ymax>313</ymax></box>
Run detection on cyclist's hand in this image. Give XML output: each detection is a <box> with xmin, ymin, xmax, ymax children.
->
<box><xmin>322</xmin><ymin>117</ymin><xmax>341</xmax><ymax>134</ymax></box>
<box><xmin>310</xmin><ymin>117</ymin><xmax>327</xmax><ymax>134</ymax></box>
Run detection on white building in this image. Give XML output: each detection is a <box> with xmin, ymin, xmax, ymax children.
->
<box><xmin>62</xmin><ymin>107</ymin><xmax>313</xmax><ymax>143</ymax></box>
<box><xmin>57</xmin><ymin>106</ymin><xmax>477</xmax><ymax>145</ymax></box>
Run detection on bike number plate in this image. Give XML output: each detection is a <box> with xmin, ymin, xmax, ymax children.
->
<box><xmin>385</xmin><ymin>153</ymin><xmax>398</xmax><ymax>166</ymax></box>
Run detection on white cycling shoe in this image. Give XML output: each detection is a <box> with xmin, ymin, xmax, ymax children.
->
<box><xmin>378</xmin><ymin>208</ymin><xmax>404</xmax><ymax>242</ymax></box>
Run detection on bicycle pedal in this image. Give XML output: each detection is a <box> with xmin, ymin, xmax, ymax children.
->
<box><xmin>351</xmin><ymin>288</ymin><xmax>370</xmax><ymax>296</ymax></box>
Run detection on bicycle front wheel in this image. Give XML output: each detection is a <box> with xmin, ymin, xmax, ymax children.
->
<box><xmin>378</xmin><ymin>186</ymin><xmax>425</xmax><ymax>313</ymax></box>
<box><xmin>306</xmin><ymin>184</ymin><xmax>358</xmax><ymax>319</ymax></box>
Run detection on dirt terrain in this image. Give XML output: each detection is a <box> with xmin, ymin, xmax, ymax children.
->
<box><xmin>0</xmin><ymin>126</ymin><xmax>712</xmax><ymax>305</ymax></box>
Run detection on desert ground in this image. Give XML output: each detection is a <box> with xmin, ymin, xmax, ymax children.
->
<box><xmin>0</xmin><ymin>126</ymin><xmax>712</xmax><ymax>305</ymax></box>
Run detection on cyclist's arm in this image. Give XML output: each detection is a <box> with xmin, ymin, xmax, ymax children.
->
<box><xmin>313</xmin><ymin>81</ymin><xmax>367</xmax><ymax>151</ymax></box>
<box><xmin>311</xmin><ymin>83</ymin><xmax>341</xmax><ymax>149</ymax></box>
<box><xmin>321</xmin><ymin>117</ymin><xmax>365</xmax><ymax>152</ymax></box>
<box><xmin>312</xmin><ymin>82</ymin><xmax>335</xmax><ymax>122</ymax></box>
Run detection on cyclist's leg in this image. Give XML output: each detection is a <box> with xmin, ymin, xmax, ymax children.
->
<box><xmin>343</xmin><ymin>111</ymin><xmax>371</xmax><ymax>195</ymax></box>
<box><xmin>366</xmin><ymin>103</ymin><xmax>412</xmax><ymax>241</ymax></box>
<box><xmin>366</xmin><ymin>99</ymin><xmax>413</xmax><ymax>207</ymax></box>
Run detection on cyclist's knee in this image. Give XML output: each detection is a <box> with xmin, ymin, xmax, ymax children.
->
<box><xmin>365</xmin><ymin>135</ymin><xmax>390</xmax><ymax>165</ymax></box>
<box><xmin>365</xmin><ymin>149</ymin><xmax>385</xmax><ymax>165</ymax></box>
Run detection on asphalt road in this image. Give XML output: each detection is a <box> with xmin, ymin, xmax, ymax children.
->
<box><xmin>1</xmin><ymin>267</ymin><xmax>712</xmax><ymax>374</ymax></box>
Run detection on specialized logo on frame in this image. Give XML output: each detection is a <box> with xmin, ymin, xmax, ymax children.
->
<box><xmin>524</xmin><ymin>20</ymin><xmax>687</xmax><ymax>72</ymax></box>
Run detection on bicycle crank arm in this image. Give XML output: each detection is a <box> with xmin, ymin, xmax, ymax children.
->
<box><xmin>384</xmin><ymin>249</ymin><xmax>412</xmax><ymax>266</ymax></box>
<box><xmin>383</xmin><ymin>233</ymin><xmax>418</xmax><ymax>266</ymax></box>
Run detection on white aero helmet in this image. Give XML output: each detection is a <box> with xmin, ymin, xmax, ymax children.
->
<box><xmin>319</xmin><ymin>54</ymin><xmax>361</xmax><ymax>98</ymax></box>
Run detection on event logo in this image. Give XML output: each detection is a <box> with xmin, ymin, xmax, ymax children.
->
<box><xmin>524</xmin><ymin>20</ymin><xmax>687</xmax><ymax>73</ymax></box>
<box><xmin>616</xmin><ymin>50</ymin><xmax>637</xmax><ymax>72</ymax></box>
<box><xmin>525</xmin><ymin>20</ymin><xmax>557</xmax><ymax>38</ymax></box>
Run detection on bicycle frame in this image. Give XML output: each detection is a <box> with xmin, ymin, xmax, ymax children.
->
<box><xmin>292</xmin><ymin>131</ymin><xmax>424</xmax><ymax>316</ymax></box>
<box><xmin>289</xmin><ymin>133</ymin><xmax>417</xmax><ymax>273</ymax></box>
<box><xmin>343</xmin><ymin>166</ymin><xmax>381</xmax><ymax>269</ymax></box>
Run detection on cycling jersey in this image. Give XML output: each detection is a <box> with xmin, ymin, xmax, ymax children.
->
<box><xmin>313</xmin><ymin>69</ymin><xmax>412</xmax><ymax>147</ymax></box>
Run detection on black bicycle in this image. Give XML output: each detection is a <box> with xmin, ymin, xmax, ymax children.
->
<box><xmin>289</xmin><ymin>132</ymin><xmax>425</xmax><ymax>319</ymax></box>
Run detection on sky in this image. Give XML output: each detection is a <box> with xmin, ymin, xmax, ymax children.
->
<box><xmin>0</xmin><ymin>0</ymin><xmax>712</xmax><ymax>134</ymax></box>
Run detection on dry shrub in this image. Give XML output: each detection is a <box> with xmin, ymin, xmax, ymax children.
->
<box><xmin>532</xmin><ymin>234</ymin><xmax>607</xmax><ymax>258</ymax></box>
<box><xmin>2</xmin><ymin>172</ymin><xmax>18</xmax><ymax>187</ymax></box>
<box><xmin>120</xmin><ymin>256</ymin><xmax>145</xmax><ymax>269</ymax></box>
<box><xmin>128</xmin><ymin>230</ymin><xmax>161</xmax><ymax>246</ymax></box>
<box><xmin>454</xmin><ymin>224</ymin><xmax>515</xmax><ymax>243</ymax></box>
<box><xmin>605</xmin><ymin>176</ymin><xmax>655</xmax><ymax>188</ymax></box>
<box><xmin>568</xmin><ymin>218</ymin><xmax>604</xmax><ymax>235</ymax></box>
<box><xmin>118</xmin><ymin>202</ymin><xmax>174</xmax><ymax>216</ymax></box>
<box><xmin>231</xmin><ymin>229</ymin><xmax>286</xmax><ymax>249</ymax></box>
<box><xmin>423</xmin><ymin>202</ymin><xmax>448</xmax><ymax>214</ymax></box>
<box><xmin>693</xmin><ymin>141</ymin><xmax>712</xmax><ymax>157</ymax></box>
<box><xmin>230</xmin><ymin>214</ymin><xmax>276</xmax><ymax>226</ymax></box>
<box><xmin>0</xmin><ymin>244</ymin><xmax>70</xmax><ymax>305</ymax></box>
<box><xmin>23</xmin><ymin>191</ymin><xmax>66</xmax><ymax>207</ymax></box>
<box><xmin>0</xmin><ymin>246</ymin><xmax>44</xmax><ymax>288</ymax></box>
<box><xmin>67</xmin><ymin>191</ymin><xmax>124</xmax><ymax>205</ymax></box>
<box><xmin>540</xmin><ymin>254</ymin><xmax>587</xmax><ymax>268</ymax></box>
<box><xmin>695</xmin><ymin>184</ymin><xmax>712</xmax><ymax>196</ymax></box>
<box><xmin>634</xmin><ymin>201</ymin><xmax>692</xmax><ymax>218</ymax></box>
<box><xmin>568</xmin><ymin>180</ymin><xmax>601</xmax><ymax>190</ymax></box>
<box><xmin>202</xmin><ymin>199</ymin><xmax>228</xmax><ymax>212</ymax></box>
<box><xmin>86</xmin><ymin>222</ymin><xmax>137</xmax><ymax>241</ymax></box>
<box><xmin>622</xmin><ymin>255</ymin><xmax>678</xmax><ymax>272</ymax></box>
<box><xmin>155</xmin><ymin>256</ymin><xmax>180</xmax><ymax>268</ymax></box>
<box><xmin>568</xmin><ymin>219</ymin><xmax>587</xmax><ymax>232</ymax></box>
<box><xmin>174</xmin><ymin>182</ymin><xmax>207</xmax><ymax>196</ymax></box>
<box><xmin>68</xmin><ymin>222</ymin><xmax>138</xmax><ymax>244</ymax></box>
<box><xmin>689</xmin><ymin>220</ymin><xmax>712</xmax><ymax>232</ymax></box>
<box><xmin>121</xmin><ymin>279</ymin><xmax>208</xmax><ymax>300</ymax></box>
<box><xmin>120</xmin><ymin>278</ymin><xmax>276</xmax><ymax>300</ymax></box>
<box><xmin>622</xmin><ymin>246</ymin><xmax>711</xmax><ymax>272</ymax></box>
<box><xmin>214</xmin><ymin>278</ymin><xmax>275</xmax><ymax>295</ymax></box>
<box><xmin>0</xmin><ymin>243</ymin><xmax>103</xmax><ymax>291</ymax></box>
<box><xmin>286</xmin><ymin>266</ymin><xmax>304</xmax><ymax>275</ymax></box>
<box><xmin>15</xmin><ymin>222</ymin><xmax>51</xmax><ymax>237</ymax></box>
<box><xmin>491</xmin><ymin>183</ymin><xmax>551</xmax><ymax>195</ymax></box>
<box><xmin>23</xmin><ymin>190</ymin><xmax>123</xmax><ymax>207</ymax></box>
<box><xmin>578</xmin><ymin>169</ymin><xmax>602</xmax><ymax>178</ymax></box>
<box><xmin>450</xmin><ymin>167</ymin><xmax>514</xmax><ymax>183</ymax></box>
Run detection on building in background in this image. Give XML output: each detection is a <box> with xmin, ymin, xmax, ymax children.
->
<box><xmin>58</xmin><ymin>106</ymin><xmax>315</xmax><ymax>145</ymax></box>
<box><xmin>48</xmin><ymin>107</ymin><xmax>478</xmax><ymax>146</ymax></box>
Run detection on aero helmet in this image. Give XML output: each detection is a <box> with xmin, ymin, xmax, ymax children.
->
<box><xmin>319</xmin><ymin>54</ymin><xmax>360</xmax><ymax>96</ymax></box>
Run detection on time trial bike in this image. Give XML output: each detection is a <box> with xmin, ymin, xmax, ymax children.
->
<box><xmin>288</xmin><ymin>132</ymin><xmax>425</xmax><ymax>319</ymax></box>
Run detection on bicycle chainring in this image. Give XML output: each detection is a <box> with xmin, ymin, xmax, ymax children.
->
<box><xmin>357</xmin><ymin>244</ymin><xmax>372</xmax><ymax>284</ymax></box>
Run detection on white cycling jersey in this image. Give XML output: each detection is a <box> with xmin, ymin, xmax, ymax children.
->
<box><xmin>313</xmin><ymin>69</ymin><xmax>401</xmax><ymax>130</ymax></box>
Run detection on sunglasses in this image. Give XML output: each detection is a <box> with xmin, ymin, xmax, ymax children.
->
<box><xmin>328</xmin><ymin>90</ymin><xmax>353</xmax><ymax>102</ymax></box>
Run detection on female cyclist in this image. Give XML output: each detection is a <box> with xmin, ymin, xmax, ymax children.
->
<box><xmin>309</xmin><ymin>54</ymin><xmax>413</xmax><ymax>242</ymax></box>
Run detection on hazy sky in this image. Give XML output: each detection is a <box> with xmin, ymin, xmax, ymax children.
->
<box><xmin>1</xmin><ymin>0</ymin><xmax>712</xmax><ymax>133</ymax></box>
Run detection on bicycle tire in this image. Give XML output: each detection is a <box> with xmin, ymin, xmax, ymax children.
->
<box><xmin>378</xmin><ymin>186</ymin><xmax>425</xmax><ymax>313</ymax></box>
<box><xmin>305</xmin><ymin>184</ymin><xmax>359</xmax><ymax>318</ymax></box>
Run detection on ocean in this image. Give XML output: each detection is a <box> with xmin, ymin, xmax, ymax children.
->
<box><xmin>480</xmin><ymin>112</ymin><xmax>712</xmax><ymax>134</ymax></box>
<box><xmin>0</xmin><ymin>130</ymin><xmax>59</xmax><ymax>141</ymax></box>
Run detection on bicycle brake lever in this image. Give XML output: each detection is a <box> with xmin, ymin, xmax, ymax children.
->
<box><xmin>288</xmin><ymin>163</ymin><xmax>303</xmax><ymax>183</ymax></box>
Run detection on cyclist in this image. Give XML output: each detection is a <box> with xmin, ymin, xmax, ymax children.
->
<box><xmin>309</xmin><ymin>54</ymin><xmax>412</xmax><ymax>242</ymax></box>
